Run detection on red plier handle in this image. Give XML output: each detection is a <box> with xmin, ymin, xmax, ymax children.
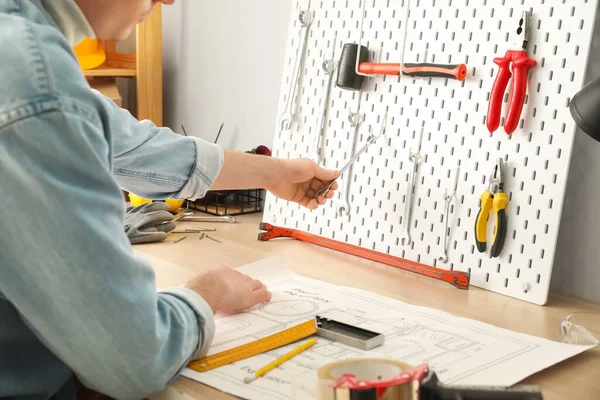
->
<box><xmin>486</xmin><ymin>50</ymin><xmax>537</xmax><ymax>134</ymax></box>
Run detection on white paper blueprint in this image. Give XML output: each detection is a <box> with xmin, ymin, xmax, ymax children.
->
<box><xmin>182</xmin><ymin>257</ymin><xmax>593</xmax><ymax>400</ymax></box>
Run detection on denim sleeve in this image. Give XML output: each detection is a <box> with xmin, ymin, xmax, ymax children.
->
<box><xmin>0</xmin><ymin>108</ymin><xmax>214</xmax><ymax>398</ymax></box>
<box><xmin>92</xmin><ymin>89</ymin><xmax>225</xmax><ymax>201</ymax></box>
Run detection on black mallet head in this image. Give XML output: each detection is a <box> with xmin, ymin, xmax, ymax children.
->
<box><xmin>336</xmin><ymin>43</ymin><xmax>369</xmax><ymax>91</ymax></box>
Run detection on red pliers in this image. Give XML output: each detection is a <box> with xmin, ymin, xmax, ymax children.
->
<box><xmin>487</xmin><ymin>11</ymin><xmax>537</xmax><ymax>135</ymax></box>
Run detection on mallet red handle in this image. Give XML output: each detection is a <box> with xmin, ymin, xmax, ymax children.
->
<box><xmin>358</xmin><ymin>62</ymin><xmax>467</xmax><ymax>81</ymax></box>
<box><xmin>258</xmin><ymin>223</ymin><xmax>470</xmax><ymax>290</ymax></box>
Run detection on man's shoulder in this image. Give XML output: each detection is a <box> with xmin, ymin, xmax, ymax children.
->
<box><xmin>0</xmin><ymin>4</ymin><xmax>95</xmax><ymax>125</ymax></box>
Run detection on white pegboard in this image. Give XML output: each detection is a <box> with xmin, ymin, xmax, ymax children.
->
<box><xmin>263</xmin><ymin>0</ymin><xmax>599</xmax><ymax>305</ymax></box>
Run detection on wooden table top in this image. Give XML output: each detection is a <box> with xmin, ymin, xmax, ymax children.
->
<box><xmin>137</xmin><ymin>213</ymin><xmax>600</xmax><ymax>400</ymax></box>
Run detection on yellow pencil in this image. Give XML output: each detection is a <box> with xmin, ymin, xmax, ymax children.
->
<box><xmin>243</xmin><ymin>338</ymin><xmax>317</xmax><ymax>383</ymax></box>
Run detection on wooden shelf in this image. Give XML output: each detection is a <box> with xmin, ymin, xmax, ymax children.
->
<box><xmin>79</xmin><ymin>5</ymin><xmax>162</xmax><ymax>125</ymax></box>
<box><xmin>83</xmin><ymin>66</ymin><xmax>136</xmax><ymax>77</ymax></box>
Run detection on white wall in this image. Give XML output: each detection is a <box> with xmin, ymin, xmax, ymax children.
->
<box><xmin>161</xmin><ymin>2</ymin><xmax>600</xmax><ymax>303</ymax></box>
<box><xmin>116</xmin><ymin>35</ymin><xmax>137</xmax><ymax>115</ymax></box>
<box><xmin>162</xmin><ymin>0</ymin><xmax>292</xmax><ymax>151</ymax></box>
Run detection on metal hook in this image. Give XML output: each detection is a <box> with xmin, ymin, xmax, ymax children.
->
<box><xmin>398</xmin><ymin>0</ymin><xmax>411</xmax><ymax>80</ymax></box>
<box><xmin>444</xmin><ymin>166</ymin><xmax>460</xmax><ymax>201</ymax></box>
<box><xmin>355</xmin><ymin>0</ymin><xmax>373</xmax><ymax>78</ymax></box>
<box><xmin>354</xmin><ymin>0</ymin><xmax>411</xmax><ymax>80</ymax></box>
<box><xmin>324</xmin><ymin>32</ymin><xmax>338</xmax><ymax>69</ymax></box>
<box><xmin>411</xmin><ymin>122</ymin><xmax>425</xmax><ymax>156</ymax></box>
<box><xmin>354</xmin><ymin>1</ymin><xmax>385</xmax><ymax>78</ymax></box>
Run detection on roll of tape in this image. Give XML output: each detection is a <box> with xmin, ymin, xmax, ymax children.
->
<box><xmin>317</xmin><ymin>358</ymin><xmax>418</xmax><ymax>400</ymax></box>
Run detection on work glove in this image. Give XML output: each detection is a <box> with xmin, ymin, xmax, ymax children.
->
<box><xmin>124</xmin><ymin>202</ymin><xmax>177</xmax><ymax>244</ymax></box>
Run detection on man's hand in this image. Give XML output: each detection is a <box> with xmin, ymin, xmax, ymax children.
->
<box><xmin>267</xmin><ymin>158</ymin><xmax>340</xmax><ymax>210</ymax></box>
<box><xmin>211</xmin><ymin>150</ymin><xmax>340</xmax><ymax>209</ymax></box>
<box><xmin>185</xmin><ymin>265</ymin><xmax>272</xmax><ymax>314</ymax></box>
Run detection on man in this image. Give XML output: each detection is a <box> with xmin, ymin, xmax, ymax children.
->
<box><xmin>0</xmin><ymin>0</ymin><xmax>339</xmax><ymax>399</ymax></box>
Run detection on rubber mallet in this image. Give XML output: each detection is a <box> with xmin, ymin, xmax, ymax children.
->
<box><xmin>337</xmin><ymin>43</ymin><xmax>467</xmax><ymax>91</ymax></box>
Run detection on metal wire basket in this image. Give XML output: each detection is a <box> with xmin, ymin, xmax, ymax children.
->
<box><xmin>188</xmin><ymin>189</ymin><xmax>264</xmax><ymax>216</ymax></box>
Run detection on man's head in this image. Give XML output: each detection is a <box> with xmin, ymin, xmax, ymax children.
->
<box><xmin>75</xmin><ymin>0</ymin><xmax>175</xmax><ymax>41</ymax></box>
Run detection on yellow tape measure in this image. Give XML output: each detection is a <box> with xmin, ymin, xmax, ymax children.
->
<box><xmin>188</xmin><ymin>319</ymin><xmax>318</xmax><ymax>372</ymax></box>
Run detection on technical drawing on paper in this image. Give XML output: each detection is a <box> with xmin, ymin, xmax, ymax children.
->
<box><xmin>208</xmin><ymin>313</ymin><xmax>286</xmax><ymax>350</ymax></box>
<box><xmin>259</xmin><ymin>300</ymin><xmax>320</xmax><ymax>317</ymax></box>
<box><xmin>182</xmin><ymin>258</ymin><xmax>592</xmax><ymax>400</ymax></box>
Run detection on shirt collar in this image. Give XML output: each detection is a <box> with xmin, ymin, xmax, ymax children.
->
<box><xmin>42</xmin><ymin>0</ymin><xmax>96</xmax><ymax>45</ymax></box>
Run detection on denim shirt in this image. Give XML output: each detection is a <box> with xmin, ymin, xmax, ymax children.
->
<box><xmin>0</xmin><ymin>1</ymin><xmax>225</xmax><ymax>398</ymax></box>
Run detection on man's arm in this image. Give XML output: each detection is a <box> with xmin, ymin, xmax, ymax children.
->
<box><xmin>93</xmin><ymin>89</ymin><xmax>224</xmax><ymax>201</ymax></box>
<box><xmin>0</xmin><ymin>108</ymin><xmax>216</xmax><ymax>398</ymax></box>
<box><xmin>212</xmin><ymin>152</ymin><xmax>341</xmax><ymax>209</ymax></box>
<box><xmin>93</xmin><ymin>91</ymin><xmax>340</xmax><ymax>208</ymax></box>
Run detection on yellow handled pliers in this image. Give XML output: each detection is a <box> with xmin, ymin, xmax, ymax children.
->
<box><xmin>475</xmin><ymin>158</ymin><xmax>508</xmax><ymax>258</ymax></box>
